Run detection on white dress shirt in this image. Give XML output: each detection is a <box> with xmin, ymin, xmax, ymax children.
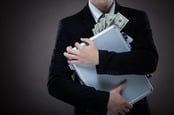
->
<box><xmin>88</xmin><ymin>0</ymin><xmax>115</xmax><ymax>22</ymax></box>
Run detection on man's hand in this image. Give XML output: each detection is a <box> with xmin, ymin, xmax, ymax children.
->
<box><xmin>108</xmin><ymin>82</ymin><xmax>133</xmax><ymax>115</ymax></box>
<box><xmin>64</xmin><ymin>38</ymin><xmax>99</xmax><ymax>66</ymax></box>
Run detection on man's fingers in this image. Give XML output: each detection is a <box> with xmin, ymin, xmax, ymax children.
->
<box><xmin>115</xmin><ymin>82</ymin><xmax>127</xmax><ymax>93</ymax></box>
<box><xmin>75</xmin><ymin>42</ymin><xmax>83</xmax><ymax>50</ymax></box>
<box><xmin>126</xmin><ymin>103</ymin><xmax>133</xmax><ymax>109</ymax></box>
<box><xmin>67</xmin><ymin>60</ymin><xmax>79</xmax><ymax>64</ymax></box>
<box><xmin>66</xmin><ymin>46</ymin><xmax>80</xmax><ymax>55</ymax></box>
<box><xmin>73</xmin><ymin>38</ymin><xmax>95</xmax><ymax>50</ymax></box>
<box><xmin>66</xmin><ymin>46</ymin><xmax>72</xmax><ymax>52</ymax></box>
<box><xmin>67</xmin><ymin>46</ymin><xmax>77</xmax><ymax>55</ymax></box>
<box><xmin>122</xmin><ymin>104</ymin><xmax>132</xmax><ymax>113</ymax></box>
<box><xmin>122</xmin><ymin>103</ymin><xmax>133</xmax><ymax>114</ymax></box>
<box><xmin>123</xmin><ymin>108</ymin><xmax>130</xmax><ymax>113</ymax></box>
<box><xmin>120</xmin><ymin>103</ymin><xmax>132</xmax><ymax>115</ymax></box>
<box><xmin>64</xmin><ymin>52</ymin><xmax>78</xmax><ymax>60</ymax></box>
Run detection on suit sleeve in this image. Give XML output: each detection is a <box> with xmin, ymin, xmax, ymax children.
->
<box><xmin>96</xmin><ymin>12</ymin><xmax>158</xmax><ymax>75</ymax></box>
<box><xmin>47</xmin><ymin>20</ymin><xmax>109</xmax><ymax>112</ymax></box>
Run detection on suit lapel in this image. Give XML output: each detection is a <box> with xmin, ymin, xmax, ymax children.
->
<box><xmin>79</xmin><ymin>4</ymin><xmax>96</xmax><ymax>37</ymax></box>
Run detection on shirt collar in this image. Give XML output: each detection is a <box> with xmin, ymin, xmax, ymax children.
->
<box><xmin>88</xmin><ymin>0</ymin><xmax>115</xmax><ymax>22</ymax></box>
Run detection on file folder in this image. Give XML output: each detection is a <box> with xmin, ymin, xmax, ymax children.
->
<box><xmin>69</xmin><ymin>25</ymin><xmax>153</xmax><ymax>104</ymax></box>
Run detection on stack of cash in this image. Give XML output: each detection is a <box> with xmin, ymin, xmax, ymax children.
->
<box><xmin>92</xmin><ymin>12</ymin><xmax>129</xmax><ymax>35</ymax></box>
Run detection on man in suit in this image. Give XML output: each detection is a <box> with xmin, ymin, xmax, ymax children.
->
<box><xmin>47</xmin><ymin>0</ymin><xmax>158</xmax><ymax>115</ymax></box>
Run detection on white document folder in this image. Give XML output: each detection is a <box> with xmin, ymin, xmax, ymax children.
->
<box><xmin>69</xmin><ymin>25</ymin><xmax>153</xmax><ymax>104</ymax></box>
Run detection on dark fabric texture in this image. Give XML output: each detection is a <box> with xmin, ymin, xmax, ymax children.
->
<box><xmin>74</xmin><ymin>98</ymin><xmax>151</xmax><ymax>115</ymax></box>
<box><xmin>47</xmin><ymin>1</ymin><xmax>158</xmax><ymax>115</ymax></box>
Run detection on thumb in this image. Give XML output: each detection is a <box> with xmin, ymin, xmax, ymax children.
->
<box><xmin>115</xmin><ymin>80</ymin><xmax>127</xmax><ymax>93</ymax></box>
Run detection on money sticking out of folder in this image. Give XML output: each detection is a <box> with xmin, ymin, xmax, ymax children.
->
<box><xmin>69</xmin><ymin>25</ymin><xmax>153</xmax><ymax>105</ymax></box>
<box><xmin>93</xmin><ymin>12</ymin><xmax>129</xmax><ymax>35</ymax></box>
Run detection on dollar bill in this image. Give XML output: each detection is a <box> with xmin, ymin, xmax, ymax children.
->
<box><xmin>114</xmin><ymin>12</ymin><xmax>129</xmax><ymax>30</ymax></box>
<box><xmin>105</xmin><ymin>14</ymin><xmax>116</xmax><ymax>27</ymax></box>
<box><xmin>92</xmin><ymin>12</ymin><xmax>129</xmax><ymax>35</ymax></box>
<box><xmin>99</xmin><ymin>18</ymin><xmax>106</xmax><ymax>31</ymax></box>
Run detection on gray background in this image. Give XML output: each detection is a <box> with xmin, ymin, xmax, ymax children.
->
<box><xmin>1</xmin><ymin>0</ymin><xmax>174</xmax><ymax>114</ymax></box>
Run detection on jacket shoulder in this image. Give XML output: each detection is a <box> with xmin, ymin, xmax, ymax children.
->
<box><xmin>119</xmin><ymin>5</ymin><xmax>148</xmax><ymax>20</ymax></box>
<box><xmin>59</xmin><ymin>12</ymin><xmax>82</xmax><ymax>27</ymax></box>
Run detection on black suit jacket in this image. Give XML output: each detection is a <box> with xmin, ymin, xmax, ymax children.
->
<box><xmin>48</xmin><ymin>2</ymin><xmax>158</xmax><ymax>115</ymax></box>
